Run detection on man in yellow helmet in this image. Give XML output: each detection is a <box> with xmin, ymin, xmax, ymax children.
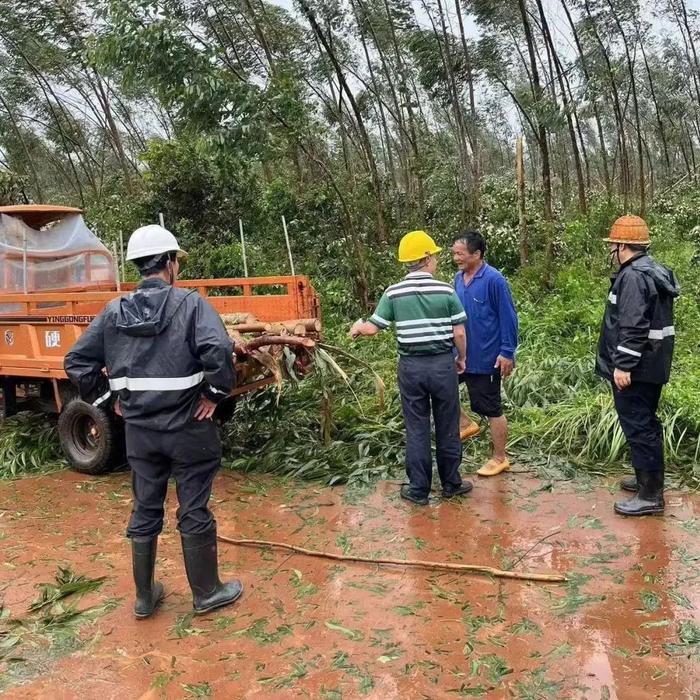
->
<box><xmin>350</xmin><ymin>231</ymin><xmax>472</xmax><ymax>505</ymax></box>
<box><xmin>596</xmin><ymin>216</ymin><xmax>679</xmax><ymax>516</ymax></box>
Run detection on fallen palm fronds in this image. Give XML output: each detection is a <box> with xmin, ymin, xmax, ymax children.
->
<box><xmin>28</xmin><ymin>566</ymin><xmax>106</xmax><ymax>613</ymax></box>
<box><xmin>226</xmin><ymin>316</ymin><xmax>386</xmax><ymax>417</ymax></box>
<box><xmin>0</xmin><ymin>412</ymin><xmax>66</xmax><ymax>478</ymax></box>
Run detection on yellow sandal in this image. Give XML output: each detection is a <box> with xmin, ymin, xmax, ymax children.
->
<box><xmin>476</xmin><ymin>458</ymin><xmax>510</xmax><ymax>477</ymax></box>
<box><xmin>460</xmin><ymin>421</ymin><xmax>481</xmax><ymax>441</ymax></box>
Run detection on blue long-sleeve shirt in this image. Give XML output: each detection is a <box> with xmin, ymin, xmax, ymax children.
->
<box><xmin>453</xmin><ymin>263</ymin><xmax>519</xmax><ymax>374</ymax></box>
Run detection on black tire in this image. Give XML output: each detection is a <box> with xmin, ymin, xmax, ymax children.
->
<box><xmin>58</xmin><ymin>399</ymin><xmax>126</xmax><ymax>475</ymax></box>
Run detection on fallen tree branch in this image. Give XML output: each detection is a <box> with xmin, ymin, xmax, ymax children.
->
<box><xmin>226</xmin><ymin>322</ymin><xmax>272</xmax><ymax>333</ymax></box>
<box><xmin>505</xmin><ymin>528</ymin><xmax>560</xmax><ymax>571</ymax></box>
<box><xmin>217</xmin><ymin>535</ymin><xmax>567</xmax><ymax>583</ymax></box>
<box><xmin>228</xmin><ymin>377</ymin><xmax>276</xmax><ymax>396</ymax></box>
<box><xmin>235</xmin><ymin>335</ymin><xmax>316</xmax><ymax>356</ymax></box>
<box><xmin>224</xmin><ymin>319</ymin><xmax>321</xmax><ymax>334</ymax></box>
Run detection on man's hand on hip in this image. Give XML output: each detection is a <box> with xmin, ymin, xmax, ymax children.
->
<box><xmin>614</xmin><ymin>368</ymin><xmax>632</xmax><ymax>391</ymax></box>
<box><xmin>195</xmin><ymin>396</ymin><xmax>217</xmax><ymax>421</ymax></box>
<box><xmin>494</xmin><ymin>355</ymin><xmax>514</xmax><ymax>378</ymax></box>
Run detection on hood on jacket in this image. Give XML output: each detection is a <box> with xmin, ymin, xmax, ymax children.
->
<box><xmin>116</xmin><ymin>280</ymin><xmax>183</xmax><ymax>337</ymax></box>
<box><xmin>631</xmin><ymin>255</ymin><xmax>681</xmax><ymax>299</ymax></box>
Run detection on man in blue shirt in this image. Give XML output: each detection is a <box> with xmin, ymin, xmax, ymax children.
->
<box><xmin>452</xmin><ymin>230</ymin><xmax>519</xmax><ymax>476</ymax></box>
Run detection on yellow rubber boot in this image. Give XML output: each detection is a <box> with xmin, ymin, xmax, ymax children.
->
<box><xmin>476</xmin><ymin>458</ymin><xmax>510</xmax><ymax>477</ymax></box>
<box><xmin>459</xmin><ymin>415</ymin><xmax>481</xmax><ymax>442</ymax></box>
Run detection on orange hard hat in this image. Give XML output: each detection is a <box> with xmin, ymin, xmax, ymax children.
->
<box><xmin>603</xmin><ymin>215</ymin><xmax>651</xmax><ymax>245</ymax></box>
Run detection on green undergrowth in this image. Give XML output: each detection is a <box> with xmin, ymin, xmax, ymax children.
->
<box><xmin>0</xmin><ymin>412</ymin><xmax>67</xmax><ymax>479</ymax></box>
<box><xmin>224</xmin><ymin>213</ymin><xmax>700</xmax><ymax>489</ymax></box>
<box><xmin>1</xmin><ymin>205</ymin><xmax>699</xmax><ymax>489</ymax></box>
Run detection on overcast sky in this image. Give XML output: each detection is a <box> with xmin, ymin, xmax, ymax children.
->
<box><xmin>268</xmin><ymin>0</ymin><xmax>699</xmax><ymax>47</ymax></box>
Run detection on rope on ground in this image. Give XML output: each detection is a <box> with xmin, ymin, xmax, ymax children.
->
<box><xmin>217</xmin><ymin>535</ymin><xmax>567</xmax><ymax>583</ymax></box>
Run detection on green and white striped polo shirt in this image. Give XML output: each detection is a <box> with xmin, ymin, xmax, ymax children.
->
<box><xmin>369</xmin><ymin>271</ymin><xmax>467</xmax><ymax>355</ymax></box>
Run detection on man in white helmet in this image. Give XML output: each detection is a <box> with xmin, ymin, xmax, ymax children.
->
<box><xmin>65</xmin><ymin>224</ymin><xmax>242</xmax><ymax>618</ymax></box>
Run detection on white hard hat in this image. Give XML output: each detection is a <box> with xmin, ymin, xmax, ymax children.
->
<box><xmin>126</xmin><ymin>224</ymin><xmax>187</xmax><ymax>261</ymax></box>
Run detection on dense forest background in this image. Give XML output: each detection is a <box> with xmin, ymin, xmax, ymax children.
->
<box><xmin>1</xmin><ymin>0</ymin><xmax>699</xmax><ymax>486</ymax></box>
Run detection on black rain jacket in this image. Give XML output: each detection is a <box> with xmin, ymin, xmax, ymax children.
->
<box><xmin>596</xmin><ymin>254</ymin><xmax>679</xmax><ymax>385</ymax></box>
<box><xmin>64</xmin><ymin>278</ymin><xmax>235</xmax><ymax>431</ymax></box>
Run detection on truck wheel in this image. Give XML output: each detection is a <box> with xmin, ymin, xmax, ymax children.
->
<box><xmin>58</xmin><ymin>400</ymin><xmax>126</xmax><ymax>475</ymax></box>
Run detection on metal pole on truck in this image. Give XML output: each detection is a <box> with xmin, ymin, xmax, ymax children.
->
<box><xmin>282</xmin><ymin>215</ymin><xmax>295</xmax><ymax>276</ymax></box>
<box><xmin>239</xmin><ymin>219</ymin><xmax>249</xmax><ymax>277</ymax></box>
<box><xmin>22</xmin><ymin>230</ymin><xmax>28</xmax><ymax>295</ymax></box>
<box><xmin>112</xmin><ymin>241</ymin><xmax>121</xmax><ymax>291</ymax></box>
<box><xmin>119</xmin><ymin>231</ymin><xmax>125</xmax><ymax>280</ymax></box>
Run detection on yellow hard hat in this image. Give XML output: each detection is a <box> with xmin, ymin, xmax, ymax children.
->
<box><xmin>397</xmin><ymin>230</ymin><xmax>442</xmax><ymax>263</ymax></box>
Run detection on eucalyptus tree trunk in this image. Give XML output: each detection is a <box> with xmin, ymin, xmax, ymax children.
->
<box><xmin>516</xmin><ymin>0</ymin><xmax>554</xmax><ymax>227</ymax></box>
<box><xmin>298</xmin><ymin>0</ymin><xmax>388</xmax><ymax>243</ymax></box>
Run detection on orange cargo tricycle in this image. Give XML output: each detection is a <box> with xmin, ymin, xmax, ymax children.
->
<box><xmin>0</xmin><ymin>205</ymin><xmax>321</xmax><ymax>474</ymax></box>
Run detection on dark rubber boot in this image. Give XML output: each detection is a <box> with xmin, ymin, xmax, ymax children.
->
<box><xmin>614</xmin><ymin>469</ymin><xmax>665</xmax><ymax>516</ymax></box>
<box><xmin>181</xmin><ymin>527</ymin><xmax>243</xmax><ymax>614</ymax></box>
<box><xmin>132</xmin><ymin>536</ymin><xmax>165</xmax><ymax>619</ymax></box>
<box><xmin>619</xmin><ymin>475</ymin><xmax>638</xmax><ymax>492</ymax></box>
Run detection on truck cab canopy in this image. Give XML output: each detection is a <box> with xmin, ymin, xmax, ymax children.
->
<box><xmin>0</xmin><ymin>207</ymin><xmax>115</xmax><ymax>294</ymax></box>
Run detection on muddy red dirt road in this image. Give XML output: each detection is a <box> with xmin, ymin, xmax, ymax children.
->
<box><xmin>1</xmin><ymin>470</ymin><xmax>699</xmax><ymax>699</ymax></box>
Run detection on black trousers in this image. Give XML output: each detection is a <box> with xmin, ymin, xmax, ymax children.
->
<box><xmin>398</xmin><ymin>353</ymin><xmax>463</xmax><ymax>497</ymax></box>
<box><xmin>125</xmin><ymin>419</ymin><xmax>222</xmax><ymax>538</ymax></box>
<box><xmin>612</xmin><ymin>381</ymin><xmax>664</xmax><ymax>473</ymax></box>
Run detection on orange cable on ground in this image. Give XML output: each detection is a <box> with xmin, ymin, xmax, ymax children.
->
<box><xmin>217</xmin><ymin>535</ymin><xmax>567</xmax><ymax>583</ymax></box>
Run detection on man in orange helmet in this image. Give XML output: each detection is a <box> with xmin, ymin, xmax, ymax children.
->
<box><xmin>596</xmin><ymin>216</ymin><xmax>679</xmax><ymax>516</ymax></box>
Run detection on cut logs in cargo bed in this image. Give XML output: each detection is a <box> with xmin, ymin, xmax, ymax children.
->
<box><xmin>224</xmin><ymin>313</ymin><xmax>321</xmax><ymax>397</ymax></box>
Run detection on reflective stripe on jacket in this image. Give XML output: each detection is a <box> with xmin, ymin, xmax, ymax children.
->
<box><xmin>65</xmin><ymin>278</ymin><xmax>235</xmax><ymax>431</ymax></box>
